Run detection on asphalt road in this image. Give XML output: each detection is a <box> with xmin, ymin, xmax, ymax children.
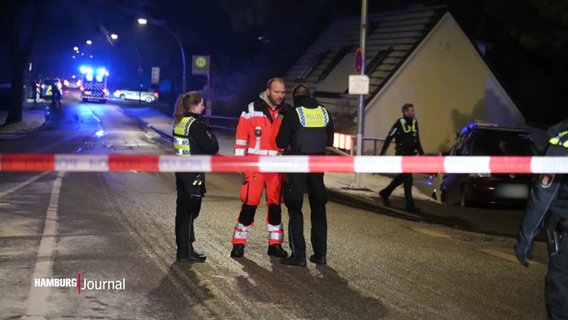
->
<box><xmin>0</xmin><ymin>101</ymin><xmax>549</xmax><ymax>319</ymax></box>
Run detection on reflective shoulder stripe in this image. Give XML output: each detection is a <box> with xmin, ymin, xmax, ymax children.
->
<box><xmin>399</xmin><ymin>118</ymin><xmax>416</xmax><ymax>133</ymax></box>
<box><xmin>550</xmin><ymin>130</ymin><xmax>568</xmax><ymax>148</ymax></box>
<box><xmin>240</xmin><ymin>103</ymin><xmax>266</xmax><ymax>120</ymax></box>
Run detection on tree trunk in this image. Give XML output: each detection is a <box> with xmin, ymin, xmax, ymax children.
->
<box><xmin>6</xmin><ymin>51</ymin><xmax>26</xmax><ymax>124</ymax></box>
<box><xmin>6</xmin><ymin>50</ymin><xmax>27</xmax><ymax>124</ymax></box>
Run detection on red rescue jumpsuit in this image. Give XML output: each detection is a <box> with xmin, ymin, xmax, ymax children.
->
<box><xmin>232</xmin><ymin>93</ymin><xmax>288</xmax><ymax>246</ymax></box>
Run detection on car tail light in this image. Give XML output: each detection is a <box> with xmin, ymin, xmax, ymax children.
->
<box><xmin>153</xmin><ymin>92</ymin><xmax>159</xmax><ymax>98</ymax></box>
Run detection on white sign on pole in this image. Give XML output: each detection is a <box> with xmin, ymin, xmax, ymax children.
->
<box><xmin>151</xmin><ymin>67</ymin><xmax>160</xmax><ymax>85</ymax></box>
<box><xmin>348</xmin><ymin>75</ymin><xmax>369</xmax><ymax>95</ymax></box>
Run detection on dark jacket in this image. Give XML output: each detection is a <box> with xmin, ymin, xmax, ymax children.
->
<box><xmin>275</xmin><ymin>95</ymin><xmax>334</xmax><ymax>155</ymax></box>
<box><xmin>181</xmin><ymin>112</ymin><xmax>219</xmax><ymax>155</ymax></box>
<box><xmin>380</xmin><ymin>117</ymin><xmax>424</xmax><ymax>156</ymax></box>
<box><xmin>516</xmin><ymin>144</ymin><xmax>568</xmax><ymax>256</ymax></box>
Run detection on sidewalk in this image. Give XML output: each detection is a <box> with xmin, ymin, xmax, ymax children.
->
<box><xmin>0</xmin><ymin>103</ymin><xmax>47</xmax><ymax>135</ymax></box>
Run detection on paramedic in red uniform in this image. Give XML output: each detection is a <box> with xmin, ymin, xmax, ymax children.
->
<box><xmin>230</xmin><ymin>77</ymin><xmax>290</xmax><ymax>258</ymax></box>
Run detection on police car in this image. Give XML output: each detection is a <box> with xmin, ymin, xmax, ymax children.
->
<box><xmin>438</xmin><ymin>122</ymin><xmax>539</xmax><ymax>208</ymax></box>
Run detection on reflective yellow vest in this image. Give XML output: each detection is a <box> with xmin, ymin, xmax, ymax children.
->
<box><xmin>173</xmin><ymin>116</ymin><xmax>196</xmax><ymax>156</ymax></box>
<box><xmin>549</xmin><ymin>130</ymin><xmax>568</xmax><ymax>149</ymax></box>
<box><xmin>399</xmin><ymin>118</ymin><xmax>417</xmax><ymax>133</ymax></box>
<box><xmin>295</xmin><ymin>106</ymin><xmax>329</xmax><ymax>128</ymax></box>
<box><xmin>294</xmin><ymin>106</ymin><xmax>329</xmax><ymax>155</ymax></box>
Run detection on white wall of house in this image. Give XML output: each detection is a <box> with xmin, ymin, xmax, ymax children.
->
<box><xmin>365</xmin><ymin>13</ymin><xmax>525</xmax><ymax>153</ymax></box>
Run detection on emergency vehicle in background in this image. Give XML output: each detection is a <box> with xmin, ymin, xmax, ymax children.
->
<box><xmin>80</xmin><ymin>66</ymin><xmax>109</xmax><ymax>103</ymax></box>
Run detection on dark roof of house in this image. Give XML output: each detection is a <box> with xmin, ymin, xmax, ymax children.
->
<box><xmin>284</xmin><ymin>6</ymin><xmax>447</xmax><ymax>111</ymax></box>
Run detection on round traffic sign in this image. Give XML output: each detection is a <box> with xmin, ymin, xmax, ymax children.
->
<box><xmin>355</xmin><ymin>48</ymin><xmax>363</xmax><ymax>73</ymax></box>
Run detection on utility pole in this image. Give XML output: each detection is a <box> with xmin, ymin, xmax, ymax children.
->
<box><xmin>354</xmin><ymin>0</ymin><xmax>368</xmax><ymax>189</ymax></box>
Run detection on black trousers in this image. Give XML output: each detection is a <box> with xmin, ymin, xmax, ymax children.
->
<box><xmin>546</xmin><ymin>233</ymin><xmax>568</xmax><ymax>319</ymax></box>
<box><xmin>382</xmin><ymin>173</ymin><xmax>415</xmax><ymax>209</ymax></box>
<box><xmin>283</xmin><ymin>172</ymin><xmax>328</xmax><ymax>259</ymax></box>
<box><xmin>175</xmin><ymin>172</ymin><xmax>204</xmax><ymax>258</ymax></box>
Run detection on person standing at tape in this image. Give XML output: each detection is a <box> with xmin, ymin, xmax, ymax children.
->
<box><xmin>230</xmin><ymin>78</ymin><xmax>290</xmax><ymax>258</ymax></box>
<box><xmin>173</xmin><ymin>91</ymin><xmax>219</xmax><ymax>263</ymax></box>
<box><xmin>378</xmin><ymin>103</ymin><xmax>424</xmax><ymax>213</ymax></box>
<box><xmin>515</xmin><ymin>119</ymin><xmax>568</xmax><ymax>319</ymax></box>
<box><xmin>276</xmin><ymin>84</ymin><xmax>334</xmax><ymax>266</ymax></box>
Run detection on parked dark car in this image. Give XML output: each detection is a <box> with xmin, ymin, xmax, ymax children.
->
<box><xmin>439</xmin><ymin>122</ymin><xmax>539</xmax><ymax>208</ymax></box>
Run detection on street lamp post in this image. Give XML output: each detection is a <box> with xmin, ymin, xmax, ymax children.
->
<box><xmin>138</xmin><ymin>18</ymin><xmax>186</xmax><ymax>93</ymax></box>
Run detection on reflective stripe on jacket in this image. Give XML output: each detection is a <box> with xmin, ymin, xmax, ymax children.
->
<box><xmin>550</xmin><ymin>130</ymin><xmax>568</xmax><ymax>148</ymax></box>
<box><xmin>234</xmin><ymin>97</ymin><xmax>286</xmax><ymax>156</ymax></box>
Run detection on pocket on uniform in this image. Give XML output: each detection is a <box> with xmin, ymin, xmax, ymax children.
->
<box><xmin>240</xmin><ymin>179</ymin><xmax>249</xmax><ymax>203</ymax></box>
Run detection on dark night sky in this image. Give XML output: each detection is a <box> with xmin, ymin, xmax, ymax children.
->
<box><xmin>1</xmin><ymin>0</ymin><xmax>566</xmax><ymax>126</ymax></box>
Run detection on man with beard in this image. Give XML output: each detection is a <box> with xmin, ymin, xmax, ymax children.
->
<box><xmin>230</xmin><ymin>78</ymin><xmax>290</xmax><ymax>259</ymax></box>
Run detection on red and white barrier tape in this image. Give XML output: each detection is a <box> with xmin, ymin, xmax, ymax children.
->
<box><xmin>1</xmin><ymin>154</ymin><xmax>567</xmax><ymax>173</ymax></box>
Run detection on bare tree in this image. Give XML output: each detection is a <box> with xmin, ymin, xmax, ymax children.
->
<box><xmin>0</xmin><ymin>0</ymin><xmax>46</xmax><ymax>124</ymax></box>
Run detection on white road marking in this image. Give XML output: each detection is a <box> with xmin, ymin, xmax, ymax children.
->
<box><xmin>0</xmin><ymin>172</ymin><xmax>51</xmax><ymax>199</ymax></box>
<box><xmin>411</xmin><ymin>227</ymin><xmax>451</xmax><ymax>238</ymax></box>
<box><xmin>22</xmin><ymin>171</ymin><xmax>65</xmax><ymax>319</ymax></box>
<box><xmin>477</xmin><ymin>248</ymin><xmax>542</xmax><ymax>265</ymax></box>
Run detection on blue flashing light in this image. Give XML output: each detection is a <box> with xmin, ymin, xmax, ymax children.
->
<box><xmin>96</xmin><ymin>68</ymin><xmax>108</xmax><ymax>76</ymax></box>
<box><xmin>80</xmin><ymin>66</ymin><xmax>108</xmax><ymax>76</ymax></box>
<box><xmin>79</xmin><ymin>66</ymin><xmax>93</xmax><ymax>74</ymax></box>
<box><xmin>460</xmin><ymin>122</ymin><xmax>477</xmax><ymax>136</ymax></box>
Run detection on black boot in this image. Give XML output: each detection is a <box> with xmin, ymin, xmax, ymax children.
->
<box><xmin>309</xmin><ymin>255</ymin><xmax>327</xmax><ymax>265</ymax></box>
<box><xmin>379</xmin><ymin>189</ymin><xmax>390</xmax><ymax>206</ymax></box>
<box><xmin>230</xmin><ymin>244</ymin><xmax>245</xmax><ymax>258</ymax></box>
<box><xmin>267</xmin><ymin>244</ymin><xmax>288</xmax><ymax>258</ymax></box>
<box><xmin>280</xmin><ymin>255</ymin><xmax>306</xmax><ymax>266</ymax></box>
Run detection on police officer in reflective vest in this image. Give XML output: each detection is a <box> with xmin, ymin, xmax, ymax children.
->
<box><xmin>379</xmin><ymin>103</ymin><xmax>425</xmax><ymax>213</ymax></box>
<box><xmin>516</xmin><ymin>119</ymin><xmax>568</xmax><ymax>319</ymax></box>
<box><xmin>172</xmin><ymin>91</ymin><xmax>219</xmax><ymax>263</ymax></box>
<box><xmin>276</xmin><ymin>84</ymin><xmax>334</xmax><ymax>266</ymax></box>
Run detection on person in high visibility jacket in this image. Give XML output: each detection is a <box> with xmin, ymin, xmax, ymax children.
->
<box><xmin>378</xmin><ymin>103</ymin><xmax>425</xmax><ymax>213</ymax></box>
<box><xmin>276</xmin><ymin>84</ymin><xmax>334</xmax><ymax>266</ymax></box>
<box><xmin>173</xmin><ymin>91</ymin><xmax>219</xmax><ymax>263</ymax></box>
<box><xmin>230</xmin><ymin>78</ymin><xmax>291</xmax><ymax>258</ymax></box>
<box><xmin>515</xmin><ymin>119</ymin><xmax>568</xmax><ymax>320</ymax></box>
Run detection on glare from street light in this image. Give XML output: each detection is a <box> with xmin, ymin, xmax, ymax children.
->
<box><xmin>73</xmin><ymin>46</ymin><xmax>79</xmax><ymax>51</ymax></box>
<box><xmin>86</xmin><ymin>40</ymin><xmax>92</xmax><ymax>45</ymax></box>
<box><xmin>138</xmin><ymin>18</ymin><xmax>147</xmax><ymax>25</ymax></box>
<box><xmin>111</xmin><ymin>33</ymin><xmax>118</xmax><ymax>40</ymax></box>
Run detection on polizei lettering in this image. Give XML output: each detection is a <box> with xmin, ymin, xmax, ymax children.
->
<box><xmin>305</xmin><ymin>113</ymin><xmax>323</xmax><ymax>120</ymax></box>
